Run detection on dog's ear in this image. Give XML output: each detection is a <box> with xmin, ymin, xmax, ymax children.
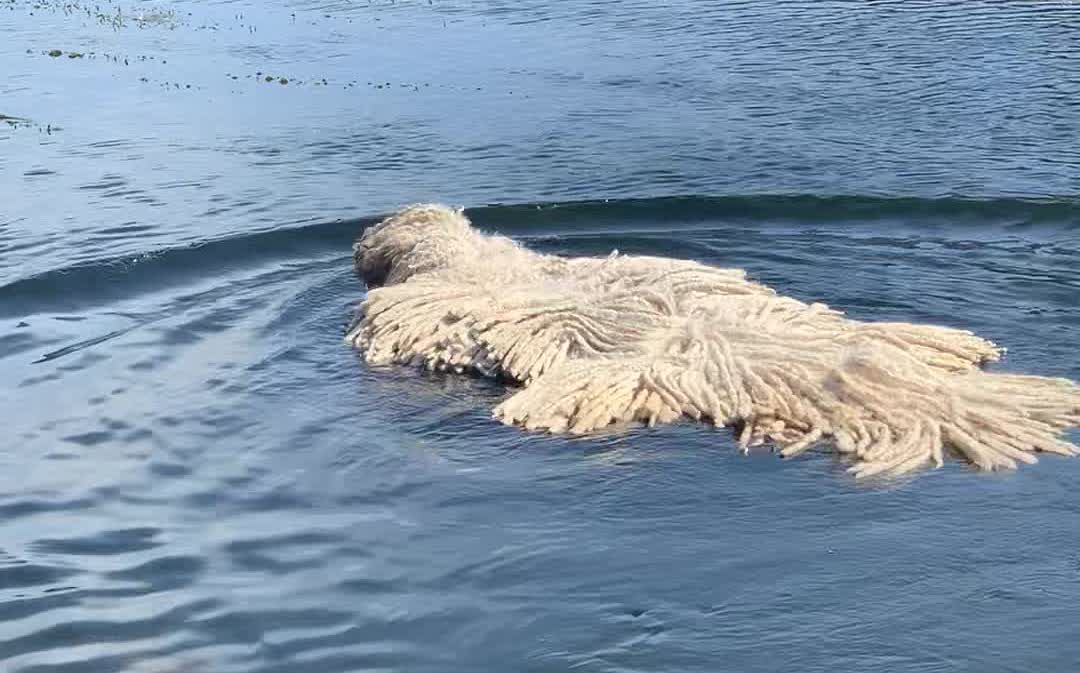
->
<box><xmin>353</xmin><ymin>235</ymin><xmax>390</xmax><ymax>286</ymax></box>
<box><xmin>352</xmin><ymin>204</ymin><xmax>469</xmax><ymax>286</ymax></box>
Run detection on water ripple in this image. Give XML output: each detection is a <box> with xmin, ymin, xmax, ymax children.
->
<box><xmin>2</xmin><ymin>1</ymin><xmax>1080</xmax><ymax>672</ymax></box>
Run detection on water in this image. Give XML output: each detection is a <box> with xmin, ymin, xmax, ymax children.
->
<box><xmin>2</xmin><ymin>1</ymin><xmax>1079</xmax><ymax>671</ymax></box>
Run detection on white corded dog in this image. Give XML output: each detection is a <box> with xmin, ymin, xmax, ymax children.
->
<box><xmin>348</xmin><ymin>204</ymin><xmax>1080</xmax><ymax>477</ymax></box>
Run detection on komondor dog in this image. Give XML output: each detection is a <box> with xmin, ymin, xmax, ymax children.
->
<box><xmin>346</xmin><ymin>204</ymin><xmax>1079</xmax><ymax>477</ymax></box>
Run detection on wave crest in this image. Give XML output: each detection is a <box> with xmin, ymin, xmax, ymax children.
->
<box><xmin>346</xmin><ymin>204</ymin><xmax>1080</xmax><ymax>478</ymax></box>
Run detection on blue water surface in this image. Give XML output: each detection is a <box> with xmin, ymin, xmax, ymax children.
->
<box><xmin>2</xmin><ymin>2</ymin><xmax>1079</xmax><ymax>671</ymax></box>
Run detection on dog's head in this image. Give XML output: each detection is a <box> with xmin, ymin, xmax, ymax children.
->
<box><xmin>353</xmin><ymin>204</ymin><xmax>473</xmax><ymax>286</ymax></box>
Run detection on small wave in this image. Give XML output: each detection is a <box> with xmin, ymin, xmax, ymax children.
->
<box><xmin>2</xmin><ymin>194</ymin><xmax>1077</xmax><ymax>318</ymax></box>
<box><xmin>470</xmin><ymin>194</ymin><xmax>1080</xmax><ymax>233</ymax></box>
<box><xmin>0</xmin><ymin>217</ymin><xmax>370</xmax><ymax>318</ymax></box>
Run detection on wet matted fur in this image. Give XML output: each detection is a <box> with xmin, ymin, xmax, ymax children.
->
<box><xmin>347</xmin><ymin>204</ymin><xmax>1079</xmax><ymax>477</ymax></box>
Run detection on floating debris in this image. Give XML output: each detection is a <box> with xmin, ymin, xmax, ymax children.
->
<box><xmin>132</xmin><ymin>7</ymin><xmax>178</xmax><ymax>29</ymax></box>
<box><xmin>11</xmin><ymin>0</ymin><xmax>183</xmax><ymax>30</ymax></box>
<box><xmin>1</xmin><ymin>112</ymin><xmax>59</xmax><ymax>133</ymax></box>
<box><xmin>20</xmin><ymin>8</ymin><xmax>450</xmax><ymax>97</ymax></box>
<box><xmin>1</xmin><ymin>113</ymin><xmax>31</xmax><ymax>126</ymax></box>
